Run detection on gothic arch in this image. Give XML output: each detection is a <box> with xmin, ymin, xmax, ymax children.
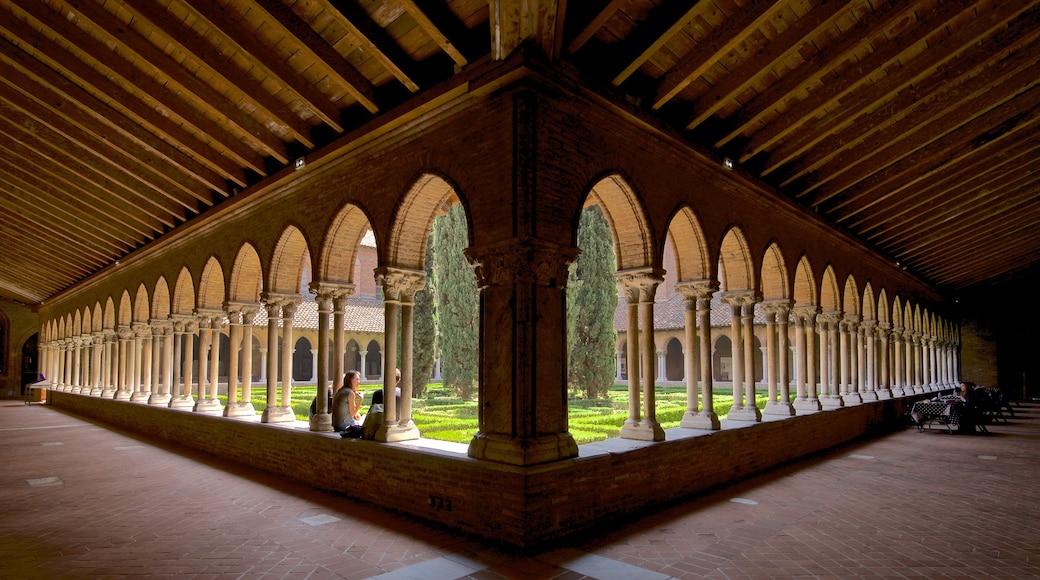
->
<box><xmin>172</xmin><ymin>268</ymin><xmax>196</xmax><ymax>315</ymax></box>
<box><xmin>760</xmin><ymin>242</ymin><xmax>788</xmax><ymax>301</ymax></box>
<box><xmin>152</xmin><ymin>278</ymin><xmax>171</xmax><ymax>320</ymax></box>
<box><xmin>103</xmin><ymin>297</ymin><xmax>116</xmax><ymax>331</ymax></box>
<box><xmin>73</xmin><ymin>309</ymin><xmax>83</xmax><ymax>337</ymax></box>
<box><xmin>198</xmin><ymin>257</ymin><xmax>227</xmax><ymax>310</ymax></box>
<box><xmin>665</xmin><ymin>206</ymin><xmax>710</xmax><ymax>281</ymax></box>
<box><xmin>862</xmin><ymin>284</ymin><xmax>876</xmax><ymax>322</ymax></box>
<box><xmin>876</xmin><ymin>289</ymin><xmax>889</xmax><ymax>325</ymax></box>
<box><xmin>320</xmin><ymin>204</ymin><xmax>375</xmax><ymax>283</ymax></box>
<box><xmin>269</xmin><ymin>226</ymin><xmax>311</xmax><ymax>294</ymax></box>
<box><xmin>842</xmin><ymin>276</ymin><xmax>860</xmax><ymax>316</ymax></box>
<box><xmin>585</xmin><ymin>173</ymin><xmax>655</xmax><ymax>271</ymax></box>
<box><xmin>228</xmin><ymin>244</ymin><xmax>264</xmax><ymax>303</ymax></box>
<box><xmin>133</xmin><ymin>284</ymin><xmax>150</xmax><ymax>323</ymax></box>
<box><xmin>388</xmin><ymin>173</ymin><xmax>461</xmax><ymax>270</ymax></box>
<box><xmin>892</xmin><ymin>295</ymin><xmax>904</xmax><ymax>329</ymax></box>
<box><xmin>118</xmin><ymin>290</ymin><xmax>132</xmax><ymax>326</ymax></box>
<box><xmin>92</xmin><ymin>303</ymin><xmax>103</xmax><ymax>333</ymax></box>
<box><xmin>718</xmin><ymin>227</ymin><xmax>754</xmax><ymax>292</ymax></box>
<box><xmin>819</xmin><ymin>267</ymin><xmax>840</xmax><ymax>312</ymax></box>
<box><xmin>792</xmin><ymin>256</ymin><xmax>817</xmax><ymax>307</ymax></box>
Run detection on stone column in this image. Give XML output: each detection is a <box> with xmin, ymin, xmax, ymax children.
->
<box><xmin>677</xmin><ymin>280</ymin><xmax>720</xmax><ymax>429</ymax></box>
<box><xmin>306</xmin><ymin>286</ymin><xmax>335</xmax><ymax>431</ymax></box>
<box><xmin>728</xmin><ymin>293</ymin><xmax>761</xmax><ymax>422</ymax></box>
<box><xmin>792</xmin><ymin>307</ymin><xmax>820</xmax><ymax>412</ymax></box>
<box><xmin>841</xmin><ymin>315</ymin><xmax>862</xmax><ymax>405</ymax></box>
<box><xmin>374</xmin><ymin>267</ymin><xmax>426</xmax><ymax>442</ymax></box>
<box><xmin>911</xmin><ymin>332</ymin><xmax>923</xmax><ymax>393</ymax></box>
<box><xmin>90</xmin><ymin>333</ymin><xmax>104</xmax><ymax>395</ymax></box>
<box><xmin>861</xmin><ymin>321</ymin><xmax>879</xmax><ymax>401</ymax></box>
<box><xmin>762</xmin><ymin>300</ymin><xmax>794</xmax><ymax>416</ymax></box>
<box><xmin>817</xmin><ymin>312</ymin><xmax>843</xmax><ymax>409</ymax></box>
<box><xmin>260</xmin><ymin>294</ymin><xmax>297</xmax><ymax>423</ymax></box>
<box><xmin>891</xmin><ymin>325</ymin><xmax>905</xmax><ymax>396</ymax></box>
<box><xmin>876</xmin><ymin>323</ymin><xmax>892</xmax><ymax>399</ymax></box>
<box><xmin>239</xmin><ymin>307</ymin><xmax>257</xmax><ymax>413</ymax></box>
<box><xmin>615</xmin><ymin>269</ymin><xmax>666</xmax><ymax>440</ymax></box>
<box><xmin>70</xmin><ymin>337</ymin><xmax>82</xmax><ymax>393</ymax></box>
<box><xmin>151</xmin><ymin>321</ymin><xmax>173</xmax><ymax>405</ymax></box>
<box><xmin>223</xmin><ymin>305</ymin><xmax>243</xmax><ymax>416</ymax></box>
<box><xmin>101</xmin><ymin>332</ymin><xmax>117</xmax><ymax>398</ymax></box>
<box><xmin>130</xmin><ymin>323</ymin><xmax>150</xmax><ymax>402</ymax></box>
<box><xmin>463</xmin><ymin>238</ymin><xmax>581</xmax><ymax>464</ymax></box>
<box><xmin>172</xmin><ymin>318</ymin><xmax>198</xmax><ymax>408</ymax></box>
<box><xmin>113</xmin><ymin>326</ymin><xmax>131</xmax><ymax>400</ymax></box>
<box><xmin>332</xmin><ymin>289</ymin><xmax>353</xmax><ymax>392</ymax></box>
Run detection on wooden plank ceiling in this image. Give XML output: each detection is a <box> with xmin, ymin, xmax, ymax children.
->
<box><xmin>1</xmin><ymin>0</ymin><xmax>1037</xmax><ymax>308</ymax></box>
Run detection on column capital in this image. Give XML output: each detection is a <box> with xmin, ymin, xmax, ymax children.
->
<box><xmin>719</xmin><ymin>290</ymin><xmax>757</xmax><ymax>308</ymax></box>
<box><xmin>307</xmin><ymin>281</ymin><xmax>356</xmax><ymax>304</ymax></box>
<box><xmin>117</xmin><ymin>325</ymin><xmax>134</xmax><ymax>340</ymax></box>
<box><xmin>615</xmin><ymin>268</ymin><xmax>666</xmax><ymax>303</ymax></box>
<box><xmin>466</xmin><ymin>238</ymin><xmax>579</xmax><ymax>290</ymax></box>
<box><xmin>374</xmin><ymin>267</ymin><xmax>427</xmax><ymax>302</ymax></box>
<box><xmin>674</xmin><ymin>279</ymin><xmax>719</xmax><ymax>307</ymax></box>
<box><xmin>758</xmin><ymin>298</ymin><xmax>792</xmax><ymax>317</ymax></box>
<box><xmin>131</xmin><ymin>321</ymin><xmax>152</xmax><ymax>337</ymax></box>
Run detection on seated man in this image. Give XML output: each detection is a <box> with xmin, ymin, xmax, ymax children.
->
<box><xmin>362</xmin><ymin>369</ymin><xmax>402</xmax><ymax>440</ymax></box>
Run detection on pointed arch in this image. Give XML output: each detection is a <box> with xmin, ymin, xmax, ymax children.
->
<box><xmin>269</xmin><ymin>226</ymin><xmax>311</xmax><ymax>294</ymax></box>
<box><xmin>665</xmin><ymin>206</ymin><xmax>710</xmax><ymax>281</ymax></box>
<box><xmin>152</xmin><ymin>278</ymin><xmax>171</xmax><ymax>319</ymax></box>
<box><xmin>198</xmin><ymin>257</ymin><xmax>227</xmax><ymax>310</ymax></box>
<box><xmin>321</xmin><ymin>204</ymin><xmax>376</xmax><ymax>282</ymax></box>
<box><xmin>228</xmin><ymin>243</ymin><xmax>264</xmax><ymax>303</ymax></box>
<box><xmin>876</xmin><ymin>288</ymin><xmax>888</xmax><ymax>325</ymax></box>
<box><xmin>73</xmin><ymin>309</ymin><xmax>83</xmax><ymax>336</ymax></box>
<box><xmin>585</xmin><ymin>173</ymin><xmax>654</xmax><ymax>271</ymax></box>
<box><xmin>133</xmin><ymin>284</ymin><xmax>150</xmax><ymax>322</ymax></box>
<box><xmin>842</xmin><ymin>276</ymin><xmax>860</xmax><ymax>316</ymax></box>
<box><xmin>92</xmin><ymin>303</ymin><xmax>103</xmax><ymax>333</ymax></box>
<box><xmin>172</xmin><ymin>268</ymin><xmax>195</xmax><ymax>315</ymax></box>
<box><xmin>819</xmin><ymin>267</ymin><xmax>840</xmax><ymax>311</ymax></box>
<box><xmin>388</xmin><ymin>173</ymin><xmax>460</xmax><ymax>270</ymax></box>
<box><xmin>118</xmin><ymin>291</ymin><xmax>133</xmax><ymax>325</ymax></box>
<box><xmin>81</xmin><ymin>307</ymin><xmax>92</xmax><ymax>336</ymax></box>
<box><xmin>103</xmin><ymin>297</ymin><xmax>116</xmax><ymax>330</ymax></box>
<box><xmin>718</xmin><ymin>227</ymin><xmax>754</xmax><ymax>291</ymax></box>
<box><xmin>792</xmin><ymin>256</ymin><xmax>817</xmax><ymax>307</ymax></box>
<box><xmin>760</xmin><ymin>242</ymin><xmax>788</xmax><ymax>300</ymax></box>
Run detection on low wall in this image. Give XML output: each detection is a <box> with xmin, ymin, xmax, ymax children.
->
<box><xmin>47</xmin><ymin>391</ymin><xmax>919</xmax><ymax>547</ymax></box>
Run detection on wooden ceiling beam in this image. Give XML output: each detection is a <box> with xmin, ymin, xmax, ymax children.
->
<box><xmin>120</xmin><ymin>0</ymin><xmax>322</xmax><ymax>145</ymax></box>
<box><xmin>565</xmin><ymin>0</ymin><xmax>621</xmax><ymax>55</ymax></box>
<box><xmin>765</xmin><ymin>3</ymin><xmax>1038</xmax><ymax>177</ymax></box>
<box><xmin>734</xmin><ymin>0</ymin><xmax>979</xmax><ymax>160</ymax></box>
<box><xmin>613</xmin><ymin>3</ymin><xmax>707</xmax><ymax>87</ymax></box>
<box><xmin>54</xmin><ymin>0</ymin><xmax>290</xmax><ymax>161</ymax></box>
<box><xmin>710</xmin><ymin>0</ymin><xmax>920</xmax><ymax>150</ymax></box>
<box><xmin>396</xmin><ymin>0</ymin><xmax>468</xmax><ymax>67</ymax></box>
<box><xmin>197</xmin><ymin>0</ymin><xmax>378</xmax><ymax>113</ymax></box>
<box><xmin>0</xmin><ymin>2</ymin><xmax>267</xmax><ymax>177</ymax></box>
<box><xmin>679</xmin><ymin>0</ymin><xmax>848</xmax><ymax>121</ymax></box>
<box><xmin>780</xmin><ymin>18</ymin><xmax>1040</xmax><ymax>192</ymax></box>
<box><xmin>319</xmin><ymin>0</ymin><xmax>420</xmax><ymax>92</ymax></box>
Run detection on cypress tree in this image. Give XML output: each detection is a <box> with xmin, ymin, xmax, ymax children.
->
<box><xmin>410</xmin><ymin>236</ymin><xmax>438</xmax><ymax>398</ymax></box>
<box><xmin>568</xmin><ymin>204</ymin><xmax>618</xmax><ymax>399</ymax></box>
<box><xmin>433</xmin><ymin>204</ymin><xmax>478</xmax><ymax>399</ymax></box>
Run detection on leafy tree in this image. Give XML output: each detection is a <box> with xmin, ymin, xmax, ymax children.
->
<box><xmin>433</xmin><ymin>204</ymin><xmax>478</xmax><ymax>399</ymax></box>
<box><xmin>410</xmin><ymin>236</ymin><xmax>438</xmax><ymax>397</ymax></box>
<box><xmin>568</xmin><ymin>204</ymin><xmax>618</xmax><ymax>399</ymax></box>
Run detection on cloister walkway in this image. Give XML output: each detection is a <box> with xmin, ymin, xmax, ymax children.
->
<box><xmin>2</xmin><ymin>399</ymin><xmax>1038</xmax><ymax>579</ymax></box>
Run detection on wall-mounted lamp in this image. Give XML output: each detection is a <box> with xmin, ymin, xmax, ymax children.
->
<box><xmin>294</xmin><ymin>157</ymin><xmax>306</xmax><ymax>170</ymax></box>
<box><xmin>722</xmin><ymin>157</ymin><xmax>734</xmax><ymax>170</ymax></box>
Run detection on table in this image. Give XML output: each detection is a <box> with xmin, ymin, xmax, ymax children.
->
<box><xmin>910</xmin><ymin>399</ymin><xmax>963</xmax><ymax>433</ymax></box>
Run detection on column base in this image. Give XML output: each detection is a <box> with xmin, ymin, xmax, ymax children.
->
<box><xmin>467</xmin><ymin>431</ymin><xmax>578</xmax><ymax>465</ymax></box>
<box><xmin>680</xmin><ymin>410</ymin><xmax>721</xmax><ymax>430</ymax></box>
<box><xmin>114</xmin><ymin>390</ymin><xmax>132</xmax><ymax>401</ymax></box>
<box><xmin>912</xmin><ymin>386</ymin><xmax>925</xmax><ymax>394</ymax></box>
<box><xmin>70</xmin><ymin>386</ymin><xmax>83</xmax><ymax>394</ymax></box>
<box><xmin>148</xmin><ymin>393</ymin><xmax>172</xmax><ymax>406</ymax></box>
<box><xmin>619</xmin><ymin>419</ymin><xmax>666</xmax><ymax>441</ymax></box>
<box><xmin>130</xmin><ymin>392</ymin><xmax>150</xmax><ymax>403</ymax></box>
<box><xmin>793</xmin><ymin>397</ymin><xmax>821</xmax><ymax>412</ymax></box>
<box><xmin>261</xmin><ymin>405</ymin><xmax>296</xmax><ymax>423</ymax></box>
<box><xmin>375</xmin><ymin>420</ymin><xmax>422</xmax><ymax>443</ymax></box>
<box><xmin>101</xmin><ymin>388</ymin><xmax>116</xmax><ymax>398</ymax></box>
<box><xmin>820</xmin><ymin>395</ymin><xmax>844</xmax><ymax>410</ymax></box>
<box><xmin>168</xmin><ymin>395</ymin><xmax>195</xmax><ymax>409</ymax></box>
<box><xmin>890</xmin><ymin>386</ymin><xmax>905</xmax><ymax>397</ymax></box>
<box><xmin>89</xmin><ymin>387</ymin><xmax>103</xmax><ymax>396</ymax></box>
<box><xmin>308</xmin><ymin>413</ymin><xmax>334</xmax><ymax>432</ymax></box>
<box><xmin>727</xmin><ymin>405</ymin><xmax>762</xmax><ymax>422</ymax></box>
<box><xmin>860</xmin><ymin>390</ymin><xmax>879</xmax><ymax>401</ymax></box>
<box><xmin>841</xmin><ymin>393</ymin><xmax>862</xmax><ymax>406</ymax></box>
<box><xmin>763</xmin><ymin>401</ymin><xmax>795</xmax><ymax>416</ymax></box>
<box><xmin>194</xmin><ymin>398</ymin><xmax>223</xmax><ymax>415</ymax></box>
<box><xmin>224</xmin><ymin>402</ymin><xmax>257</xmax><ymax>418</ymax></box>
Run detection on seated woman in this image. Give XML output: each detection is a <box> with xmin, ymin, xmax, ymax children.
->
<box><xmin>332</xmin><ymin>370</ymin><xmax>363</xmax><ymax>432</ymax></box>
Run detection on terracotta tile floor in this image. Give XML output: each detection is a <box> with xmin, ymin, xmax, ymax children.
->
<box><xmin>2</xmin><ymin>399</ymin><xmax>1038</xmax><ymax>579</ymax></box>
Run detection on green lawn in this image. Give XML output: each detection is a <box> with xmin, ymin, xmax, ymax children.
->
<box><xmin>221</xmin><ymin>383</ymin><xmax>766</xmax><ymax>445</ymax></box>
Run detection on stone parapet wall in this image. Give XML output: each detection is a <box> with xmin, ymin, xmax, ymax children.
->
<box><xmin>47</xmin><ymin>391</ymin><xmax>919</xmax><ymax>547</ymax></box>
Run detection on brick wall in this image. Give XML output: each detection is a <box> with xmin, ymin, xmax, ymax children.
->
<box><xmin>48</xmin><ymin>390</ymin><xmax>917</xmax><ymax>548</ymax></box>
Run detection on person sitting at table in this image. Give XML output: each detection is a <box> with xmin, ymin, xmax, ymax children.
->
<box><xmin>957</xmin><ymin>381</ymin><xmax>984</xmax><ymax>434</ymax></box>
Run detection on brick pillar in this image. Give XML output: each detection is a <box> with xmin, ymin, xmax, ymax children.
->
<box><xmin>464</xmin><ymin>238</ymin><xmax>580</xmax><ymax>465</ymax></box>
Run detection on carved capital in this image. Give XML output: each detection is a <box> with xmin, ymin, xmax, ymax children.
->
<box><xmin>374</xmin><ymin>267</ymin><xmax>427</xmax><ymax>302</ymax></box>
<box><xmin>615</xmin><ymin>268</ymin><xmax>666</xmax><ymax>304</ymax></box>
<box><xmin>792</xmin><ymin>304</ymin><xmax>819</xmax><ymax>323</ymax></box>
<box><xmin>674</xmin><ymin>279</ymin><xmax>719</xmax><ymax>309</ymax></box>
<box><xmin>466</xmin><ymin>238</ymin><xmax>579</xmax><ymax>290</ymax></box>
<box><xmin>758</xmin><ymin>298</ymin><xmax>792</xmax><ymax>319</ymax></box>
<box><xmin>719</xmin><ymin>290</ymin><xmax>757</xmax><ymax>310</ymax></box>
